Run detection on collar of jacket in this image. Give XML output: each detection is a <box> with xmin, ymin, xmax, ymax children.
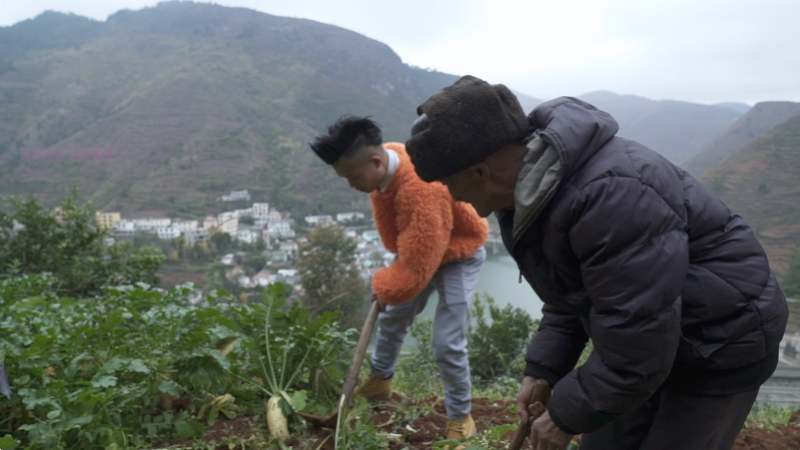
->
<box><xmin>510</xmin><ymin>131</ymin><xmax>564</xmax><ymax>247</ymax></box>
<box><xmin>378</xmin><ymin>147</ymin><xmax>401</xmax><ymax>193</ymax></box>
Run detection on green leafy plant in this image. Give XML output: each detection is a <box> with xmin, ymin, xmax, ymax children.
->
<box><xmin>394</xmin><ymin>318</ymin><xmax>442</xmax><ymax>398</ymax></box>
<box><xmin>434</xmin><ymin>424</ymin><xmax>581</xmax><ymax>450</ymax></box>
<box><xmin>468</xmin><ymin>294</ymin><xmax>537</xmax><ymax>381</ymax></box>
<box><xmin>0</xmin><ymin>275</ymin><xmax>249</xmax><ymax>449</ymax></box>
<box><xmin>196</xmin><ymin>394</ymin><xmax>239</xmax><ymax>426</ymax></box>
<box><xmin>746</xmin><ymin>401</ymin><xmax>796</xmax><ymax>431</ymax></box>
<box><xmin>0</xmin><ymin>434</ymin><xmax>21</xmax><ymax>450</ymax></box>
<box><xmin>433</xmin><ymin>423</ymin><xmax>516</xmax><ymax>450</ymax></box>
<box><xmin>0</xmin><ymin>190</ymin><xmax>164</xmax><ymax>296</ymax></box>
<box><xmin>335</xmin><ymin>397</ymin><xmax>389</xmax><ymax>450</ymax></box>
<box><xmin>783</xmin><ymin>247</ymin><xmax>800</xmax><ymax>298</ymax></box>
<box><xmin>233</xmin><ymin>284</ymin><xmax>357</xmax><ymax>439</ymax></box>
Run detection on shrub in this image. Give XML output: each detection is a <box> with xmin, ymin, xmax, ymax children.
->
<box><xmin>395</xmin><ymin>318</ymin><xmax>442</xmax><ymax>397</ymax></box>
<box><xmin>468</xmin><ymin>293</ymin><xmax>537</xmax><ymax>381</ymax></box>
<box><xmin>296</xmin><ymin>225</ymin><xmax>367</xmax><ymax>330</ymax></box>
<box><xmin>0</xmin><ymin>190</ymin><xmax>163</xmax><ymax>296</ymax></box>
<box><xmin>783</xmin><ymin>247</ymin><xmax>800</xmax><ymax>298</ymax></box>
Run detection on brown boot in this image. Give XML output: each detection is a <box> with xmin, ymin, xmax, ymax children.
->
<box><xmin>444</xmin><ymin>414</ymin><xmax>477</xmax><ymax>450</ymax></box>
<box><xmin>353</xmin><ymin>375</ymin><xmax>392</xmax><ymax>401</ymax></box>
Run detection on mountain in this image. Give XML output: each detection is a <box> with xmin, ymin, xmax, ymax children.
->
<box><xmin>682</xmin><ymin>102</ymin><xmax>800</xmax><ymax>177</ymax></box>
<box><xmin>0</xmin><ymin>2</ymin><xmax>502</xmax><ymax>218</ymax></box>
<box><xmin>699</xmin><ymin>112</ymin><xmax>800</xmax><ymax>275</ymax></box>
<box><xmin>578</xmin><ymin>91</ymin><xmax>744</xmax><ymax>164</ymax></box>
<box><xmin>713</xmin><ymin>102</ymin><xmax>752</xmax><ymax>115</ymax></box>
<box><xmin>513</xmin><ymin>91</ymin><xmax>543</xmax><ymax>115</ymax></box>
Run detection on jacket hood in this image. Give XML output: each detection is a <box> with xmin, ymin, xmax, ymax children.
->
<box><xmin>507</xmin><ymin>97</ymin><xmax>620</xmax><ymax>242</ymax></box>
<box><xmin>529</xmin><ymin>97</ymin><xmax>619</xmax><ymax>180</ymax></box>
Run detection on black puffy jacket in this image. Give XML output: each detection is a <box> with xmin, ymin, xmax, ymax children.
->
<box><xmin>499</xmin><ymin>97</ymin><xmax>788</xmax><ymax>434</ymax></box>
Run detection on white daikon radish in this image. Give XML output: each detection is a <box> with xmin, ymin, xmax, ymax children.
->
<box><xmin>266</xmin><ymin>395</ymin><xmax>289</xmax><ymax>439</ymax></box>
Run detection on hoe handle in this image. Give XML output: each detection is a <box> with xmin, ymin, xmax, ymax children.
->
<box><xmin>509</xmin><ymin>379</ymin><xmax>552</xmax><ymax>450</ymax></box>
<box><xmin>341</xmin><ymin>300</ymin><xmax>381</xmax><ymax>406</ymax></box>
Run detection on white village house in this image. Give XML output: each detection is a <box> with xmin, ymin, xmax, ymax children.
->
<box><xmin>336</xmin><ymin>212</ymin><xmax>366</xmax><ymax>222</ymax></box>
<box><xmin>252</xmin><ymin>203</ymin><xmax>269</xmax><ymax>219</ymax></box>
<box><xmin>184</xmin><ymin>229</ymin><xmax>210</xmax><ymax>246</ymax></box>
<box><xmin>267</xmin><ymin>220</ymin><xmax>295</xmax><ymax>238</ymax></box>
<box><xmin>156</xmin><ymin>226</ymin><xmax>181</xmax><ymax>240</ymax></box>
<box><xmin>173</xmin><ymin>220</ymin><xmax>198</xmax><ymax>232</ymax></box>
<box><xmin>277</xmin><ymin>269</ymin><xmax>298</xmax><ymax>278</ymax></box>
<box><xmin>266</xmin><ymin>210</ymin><xmax>282</xmax><ymax>221</ymax></box>
<box><xmin>362</xmin><ymin>230</ymin><xmax>381</xmax><ymax>243</ymax></box>
<box><xmin>219</xmin><ymin>190</ymin><xmax>251</xmax><ymax>202</ymax></box>
<box><xmin>112</xmin><ymin>220</ymin><xmax>137</xmax><ymax>237</ymax></box>
<box><xmin>217</xmin><ymin>212</ymin><xmax>238</xmax><ymax>236</ymax></box>
<box><xmin>305</xmin><ymin>215</ymin><xmax>334</xmax><ymax>226</ymax></box>
<box><xmin>134</xmin><ymin>218</ymin><xmax>171</xmax><ymax>231</ymax></box>
<box><xmin>237</xmin><ymin>229</ymin><xmax>259</xmax><ymax>244</ymax></box>
<box><xmin>254</xmin><ymin>270</ymin><xmax>276</xmax><ymax>287</ymax></box>
<box><xmin>234</xmin><ymin>207</ymin><xmax>254</xmax><ymax>218</ymax></box>
<box><xmin>279</xmin><ymin>241</ymin><xmax>299</xmax><ymax>256</ymax></box>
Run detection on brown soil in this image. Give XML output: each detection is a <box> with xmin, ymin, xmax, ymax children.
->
<box><xmin>204</xmin><ymin>416</ymin><xmax>259</xmax><ymax>442</ymax></box>
<box><xmin>734</xmin><ymin>426</ymin><xmax>800</xmax><ymax>450</ymax></box>
<box><xmin>157</xmin><ymin>397</ymin><xmax>800</xmax><ymax>450</ymax></box>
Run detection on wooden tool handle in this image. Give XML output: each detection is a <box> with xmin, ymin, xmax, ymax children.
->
<box><xmin>341</xmin><ymin>301</ymin><xmax>381</xmax><ymax>405</ymax></box>
<box><xmin>508</xmin><ymin>379</ymin><xmax>552</xmax><ymax>450</ymax></box>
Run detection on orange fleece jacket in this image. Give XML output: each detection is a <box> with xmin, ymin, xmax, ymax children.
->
<box><xmin>370</xmin><ymin>142</ymin><xmax>489</xmax><ymax>305</ymax></box>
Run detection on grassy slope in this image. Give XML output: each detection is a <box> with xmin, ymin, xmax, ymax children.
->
<box><xmin>0</xmin><ymin>3</ymin><xmax>464</xmax><ymax>217</ymax></box>
<box><xmin>699</xmin><ymin>113</ymin><xmax>800</xmax><ymax>275</ymax></box>
<box><xmin>683</xmin><ymin>101</ymin><xmax>800</xmax><ymax>177</ymax></box>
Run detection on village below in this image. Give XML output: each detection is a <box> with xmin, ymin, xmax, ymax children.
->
<box><xmin>88</xmin><ymin>189</ymin><xmax>397</xmax><ymax>301</ymax></box>
<box><xmin>83</xmin><ymin>186</ymin><xmax>509</xmax><ymax>308</ymax></box>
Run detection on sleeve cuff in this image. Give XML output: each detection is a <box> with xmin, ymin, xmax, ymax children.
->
<box><xmin>523</xmin><ymin>362</ymin><xmax>564</xmax><ymax>387</ymax></box>
<box><xmin>548</xmin><ymin>404</ymin><xmax>580</xmax><ymax>435</ymax></box>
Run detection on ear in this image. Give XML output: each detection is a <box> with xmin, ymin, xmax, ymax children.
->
<box><xmin>369</xmin><ymin>154</ymin><xmax>383</xmax><ymax>168</ymax></box>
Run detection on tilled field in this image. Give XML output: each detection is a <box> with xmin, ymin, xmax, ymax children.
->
<box><xmin>164</xmin><ymin>396</ymin><xmax>800</xmax><ymax>449</ymax></box>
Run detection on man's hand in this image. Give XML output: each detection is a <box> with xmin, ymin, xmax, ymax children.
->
<box><xmin>518</xmin><ymin>376</ymin><xmax>573</xmax><ymax>449</ymax></box>
<box><xmin>516</xmin><ymin>375</ymin><xmax>541</xmax><ymax>425</ymax></box>
<box><xmin>370</xmin><ymin>291</ymin><xmax>386</xmax><ymax>312</ymax></box>
<box><xmin>527</xmin><ymin>402</ymin><xmax>574</xmax><ymax>450</ymax></box>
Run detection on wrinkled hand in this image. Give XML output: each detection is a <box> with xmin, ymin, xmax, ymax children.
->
<box><xmin>527</xmin><ymin>402</ymin><xmax>574</xmax><ymax>450</ymax></box>
<box><xmin>516</xmin><ymin>375</ymin><xmax>540</xmax><ymax>425</ymax></box>
<box><xmin>518</xmin><ymin>376</ymin><xmax>573</xmax><ymax>449</ymax></box>
<box><xmin>370</xmin><ymin>291</ymin><xmax>386</xmax><ymax>312</ymax></box>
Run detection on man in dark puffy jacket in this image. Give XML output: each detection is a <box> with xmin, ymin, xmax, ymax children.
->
<box><xmin>405</xmin><ymin>75</ymin><xmax>789</xmax><ymax>450</ymax></box>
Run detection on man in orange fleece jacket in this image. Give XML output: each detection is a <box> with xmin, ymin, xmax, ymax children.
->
<box><xmin>309</xmin><ymin>116</ymin><xmax>489</xmax><ymax>442</ymax></box>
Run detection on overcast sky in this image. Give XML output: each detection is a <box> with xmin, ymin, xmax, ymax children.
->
<box><xmin>1</xmin><ymin>0</ymin><xmax>799</xmax><ymax>105</ymax></box>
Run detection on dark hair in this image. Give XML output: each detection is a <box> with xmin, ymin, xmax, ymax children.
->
<box><xmin>309</xmin><ymin>116</ymin><xmax>383</xmax><ymax>165</ymax></box>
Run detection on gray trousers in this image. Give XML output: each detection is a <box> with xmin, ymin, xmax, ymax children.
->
<box><xmin>580</xmin><ymin>387</ymin><xmax>759</xmax><ymax>450</ymax></box>
<box><xmin>371</xmin><ymin>246</ymin><xmax>486</xmax><ymax>420</ymax></box>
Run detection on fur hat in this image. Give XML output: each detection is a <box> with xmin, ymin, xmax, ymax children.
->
<box><xmin>406</xmin><ymin>75</ymin><xmax>529</xmax><ymax>182</ymax></box>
